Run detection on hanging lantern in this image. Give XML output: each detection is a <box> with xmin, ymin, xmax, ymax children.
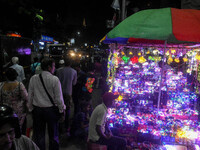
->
<box><xmin>130</xmin><ymin>56</ymin><xmax>138</xmax><ymax>64</ymax></box>
<box><xmin>122</xmin><ymin>56</ymin><xmax>130</xmax><ymax>63</ymax></box>
<box><xmin>174</xmin><ymin>57</ymin><xmax>180</xmax><ymax>63</ymax></box>
<box><xmin>138</xmin><ymin>56</ymin><xmax>146</xmax><ymax>63</ymax></box>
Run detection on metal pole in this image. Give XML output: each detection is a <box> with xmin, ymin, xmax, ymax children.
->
<box><xmin>121</xmin><ymin>0</ymin><xmax>126</xmax><ymax>21</ymax></box>
<box><xmin>157</xmin><ymin>40</ymin><xmax>167</xmax><ymax>110</ymax></box>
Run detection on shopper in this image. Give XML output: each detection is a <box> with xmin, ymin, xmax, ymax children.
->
<box><xmin>56</xmin><ymin>57</ymin><xmax>77</xmax><ymax>134</ymax></box>
<box><xmin>0</xmin><ymin>68</ymin><xmax>28</xmax><ymax>134</ymax></box>
<box><xmin>28</xmin><ymin>57</ymin><xmax>66</xmax><ymax>150</ymax></box>
<box><xmin>0</xmin><ymin>104</ymin><xmax>39</xmax><ymax>150</ymax></box>
<box><xmin>10</xmin><ymin>56</ymin><xmax>26</xmax><ymax>83</ymax></box>
<box><xmin>88</xmin><ymin>92</ymin><xmax>127</xmax><ymax>150</ymax></box>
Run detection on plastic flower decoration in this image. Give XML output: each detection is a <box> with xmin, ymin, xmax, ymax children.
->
<box><xmin>85</xmin><ymin>77</ymin><xmax>95</xmax><ymax>93</ymax></box>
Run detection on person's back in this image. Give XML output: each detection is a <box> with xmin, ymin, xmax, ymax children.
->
<box><xmin>10</xmin><ymin>57</ymin><xmax>26</xmax><ymax>82</ymax></box>
<box><xmin>31</xmin><ymin>57</ymin><xmax>40</xmax><ymax>75</ymax></box>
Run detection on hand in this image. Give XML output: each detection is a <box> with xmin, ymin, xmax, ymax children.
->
<box><xmin>59</xmin><ymin>111</ymin><xmax>65</xmax><ymax>123</ymax></box>
<box><xmin>105</xmin><ymin>132</ymin><xmax>112</xmax><ymax>139</ymax></box>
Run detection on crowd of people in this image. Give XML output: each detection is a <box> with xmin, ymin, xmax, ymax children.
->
<box><xmin>0</xmin><ymin>55</ymin><xmax>128</xmax><ymax>150</ymax></box>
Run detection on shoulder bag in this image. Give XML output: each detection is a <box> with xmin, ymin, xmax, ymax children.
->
<box><xmin>39</xmin><ymin>74</ymin><xmax>61</xmax><ymax>117</ymax></box>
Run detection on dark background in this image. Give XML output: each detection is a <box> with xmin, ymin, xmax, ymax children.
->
<box><xmin>0</xmin><ymin>0</ymin><xmax>182</xmax><ymax>45</ymax></box>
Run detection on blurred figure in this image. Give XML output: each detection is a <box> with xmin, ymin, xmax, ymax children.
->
<box><xmin>70</xmin><ymin>101</ymin><xmax>91</xmax><ymax>140</ymax></box>
<box><xmin>54</xmin><ymin>59</ymin><xmax>65</xmax><ymax>75</ymax></box>
<box><xmin>0</xmin><ymin>104</ymin><xmax>39</xmax><ymax>150</ymax></box>
<box><xmin>28</xmin><ymin>58</ymin><xmax>66</xmax><ymax>150</ymax></box>
<box><xmin>56</xmin><ymin>57</ymin><xmax>77</xmax><ymax>134</ymax></box>
<box><xmin>0</xmin><ymin>68</ymin><xmax>28</xmax><ymax>134</ymax></box>
<box><xmin>30</xmin><ymin>57</ymin><xmax>40</xmax><ymax>76</ymax></box>
<box><xmin>88</xmin><ymin>92</ymin><xmax>127</xmax><ymax>150</ymax></box>
<box><xmin>10</xmin><ymin>57</ymin><xmax>26</xmax><ymax>83</ymax></box>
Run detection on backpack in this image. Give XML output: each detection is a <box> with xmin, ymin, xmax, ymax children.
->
<box><xmin>31</xmin><ymin>62</ymin><xmax>39</xmax><ymax>75</ymax></box>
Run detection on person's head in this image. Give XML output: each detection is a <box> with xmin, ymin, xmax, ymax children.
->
<box><xmin>0</xmin><ymin>105</ymin><xmax>21</xmax><ymax>150</ymax></box>
<box><xmin>64</xmin><ymin>57</ymin><xmax>71</xmax><ymax>66</ymax></box>
<box><xmin>102</xmin><ymin>92</ymin><xmax>118</xmax><ymax>108</ymax></box>
<box><xmin>59</xmin><ymin>59</ymin><xmax>65</xmax><ymax>66</ymax></box>
<box><xmin>5</xmin><ymin>68</ymin><xmax>18</xmax><ymax>81</ymax></box>
<box><xmin>33</xmin><ymin>57</ymin><xmax>39</xmax><ymax>63</ymax></box>
<box><xmin>11</xmin><ymin>57</ymin><xmax>19</xmax><ymax>64</ymax></box>
<box><xmin>41</xmin><ymin>58</ymin><xmax>55</xmax><ymax>74</ymax></box>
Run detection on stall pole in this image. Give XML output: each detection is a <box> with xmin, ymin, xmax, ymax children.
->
<box><xmin>157</xmin><ymin>40</ymin><xmax>167</xmax><ymax>110</ymax></box>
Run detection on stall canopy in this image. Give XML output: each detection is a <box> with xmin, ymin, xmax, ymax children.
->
<box><xmin>102</xmin><ymin>7</ymin><xmax>200</xmax><ymax>44</ymax></box>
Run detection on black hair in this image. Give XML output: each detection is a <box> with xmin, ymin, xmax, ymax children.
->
<box><xmin>5</xmin><ymin>68</ymin><xmax>18</xmax><ymax>81</ymax></box>
<box><xmin>41</xmin><ymin>57</ymin><xmax>55</xmax><ymax>71</ymax></box>
<box><xmin>0</xmin><ymin>105</ymin><xmax>21</xmax><ymax>138</ymax></box>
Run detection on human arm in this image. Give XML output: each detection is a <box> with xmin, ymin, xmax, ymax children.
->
<box><xmin>96</xmin><ymin>125</ymin><xmax>112</xmax><ymax>139</ymax></box>
<box><xmin>27</xmin><ymin>77</ymin><xmax>34</xmax><ymax>112</ymax></box>
<box><xmin>19</xmin><ymin>82</ymin><xmax>29</xmax><ymax>112</ymax></box>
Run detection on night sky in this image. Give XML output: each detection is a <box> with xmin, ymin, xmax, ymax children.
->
<box><xmin>0</xmin><ymin>0</ymin><xmax>181</xmax><ymax>44</ymax></box>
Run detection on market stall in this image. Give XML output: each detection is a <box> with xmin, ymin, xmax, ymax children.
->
<box><xmin>101</xmin><ymin>8</ymin><xmax>200</xmax><ymax>149</ymax></box>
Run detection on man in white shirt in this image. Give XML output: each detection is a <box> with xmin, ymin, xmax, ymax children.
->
<box><xmin>0</xmin><ymin>105</ymin><xmax>39</xmax><ymax>150</ymax></box>
<box><xmin>10</xmin><ymin>57</ymin><xmax>25</xmax><ymax>82</ymax></box>
<box><xmin>88</xmin><ymin>92</ymin><xmax>127</xmax><ymax>150</ymax></box>
<box><xmin>28</xmin><ymin>57</ymin><xmax>66</xmax><ymax>150</ymax></box>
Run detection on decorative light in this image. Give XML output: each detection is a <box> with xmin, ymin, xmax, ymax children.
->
<box><xmin>183</xmin><ymin>57</ymin><xmax>188</xmax><ymax>62</ymax></box>
<box><xmin>130</xmin><ymin>56</ymin><xmax>138</xmax><ymax>64</ymax></box>
<box><xmin>146</xmin><ymin>50</ymin><xmax>150</xmax><ymax>54</ymax></box>
<box><xmin>138</xmin><ymin>52</ymin><xmax>141</xmax><ymax>56</ymax></box>
<box><xmin>166</xmin><ymin>51</ymin><xmax>170</xmax><ymax>56</ymax></box>
<box><xmin>195</xmin><ymin>54</ymin><xmax>200</xmax><ymax>60</ymax></box>
<box><xmin>174</xmin><ymin>57</ymin><xmax>180</xmax><ymax>63</ymax></box>
<box><xmin>121</xmin><ymin>51</ymin><xmax>125</xmax><ymax>55</ymax></box>
<box><xmin>171</xmin><ymin>49</ymin><xmax>176</xmax><ymax>54</ymax></box>
<box><xmin>129</xmin><ymin>51</ymin><xmax>133</xmax><ymax>55</ymax></box>
<box><xmin>167</xmin><ymin>56</ymin><xmax>173</xmax><ymax>64</ymax></box>
<box><xmin>122</xmin><ymin>56</ymin><xmax>130</xmax><ymax>63</ymax></box>
<box><xmin>138</xmin><ymin>56</ymin><xmax>146</xmax><ymax>63</ymax></box>
<box><xmin>117</xmin><ymin>95</ymin><xmax>123</xmax><ymax>101</ymax></box>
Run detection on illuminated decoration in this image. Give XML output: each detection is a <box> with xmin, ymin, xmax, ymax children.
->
<box><xmin>174</xmin><ymin>57</ymin><xmax>180</xmax><ymax>63</ymax></box>
<box><xmin>196</xmin><ymin>54</ymin><xmax>200</xmax><ymax>60</ymax></box>
<box><xmin>153</xmin><ymin>56</ymin><xmax>161</xmax><ymax>62</ymax></box>
<box><xmin>84</xmin><ymin>77</ymin><xmax>95</xmax><ymax>93</ymax></box>
<box><xmin>106</xmin><ymin>45</ymin><xmax>200</xmax><ymax>146</ymax></box>
<box><xmin>183</xmin><ymin>57</ymin><xmax>188</xmax><ymax>62</ymax></box>
<box><xmin>171</xmin><ymin>49</ymin><xmax>176</xmax><ymax>54</ymax></box>
<box><xmin>121</xmin><ymin>51</ymin><xmax>125</xmax><ymax>55</ymax></box>
<box><xmin>166</xmin><ymin>51</ymin><xmax>170</xmax><ymax>56</ymax></box>
<box><xmin>153</xmin><ymin>49</ymin><xmax>159</xmax><ymax>55</ymax></box>
<box><xmin>146</xmin><ymin>50</ymin><xmax>150</xmax><ymax>54</ymax></box>
<box><xmin>7</xmin><ymin>33</ymin><xmax>21</xmax><ymax>37</ymax></box>
<box><xmin>130</xmin><ymin>56</ymin><xmax>138</xmax><ymax>64</ymax></box>
<box><xmin>138</xmin><ymin>56</ymin><xmax>146</xmax><ymax>63</ymax></box>
<box><xmin>17</xmin><ymin>48</ymin><xmax>31</xmax><ymax>55</ymax></box>
<box><xmin>129</xmin><ymin>51</ymin><xmax>133</xmax><ymax>55</ymax></box>
<box><xmin>167</xmin><ymin>56</ymin><xmax>173</xmax><ymax>64</ymax></box>
<box><xmin>122</xmin><ymin>56</ymin><xmax>130</xmax><ymax>63</ymax></box>
<box><xmin>138</xmin><ymin>52</ymin><xmax>141</xmax><ymax>56</ymax></box>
